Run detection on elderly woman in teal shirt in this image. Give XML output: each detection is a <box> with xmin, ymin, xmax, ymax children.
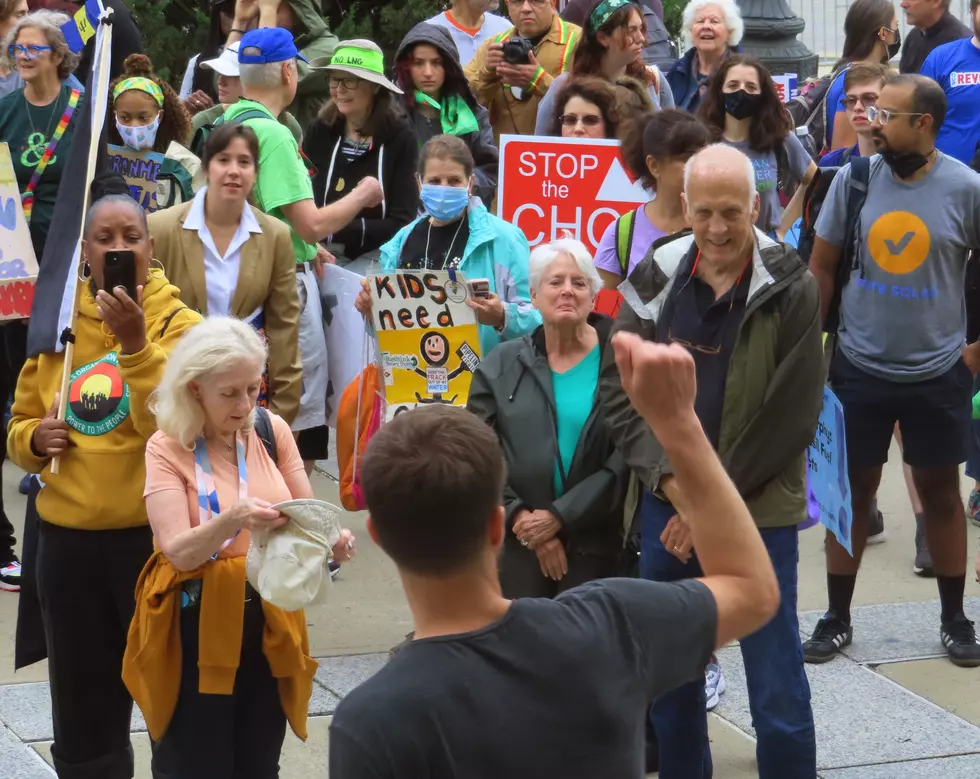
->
<box><xmin>467</xmin><ymin>237</ymin><xmax>629</xmax><ymax>597</ymax></box>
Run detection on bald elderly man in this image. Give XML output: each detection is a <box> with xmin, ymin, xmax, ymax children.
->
<box><xmin>600</xmin><ymin>143</ymin><xmax>824</xmax><ymax>779</ymax></box>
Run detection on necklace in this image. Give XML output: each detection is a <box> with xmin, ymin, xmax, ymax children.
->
<box><xmin>424</xmin><ymin>216</ymin><xmax>466</xmax><ymax>271</ymax></box>
<box><xmin>206</xmin><ymin>435</ymin><xmax>235</xmax><ymax>452</ymax></box>
<box><xmin>24</xmin><ymin>89</ymin><xmax>61</xmax><ymax>141</ymax></box>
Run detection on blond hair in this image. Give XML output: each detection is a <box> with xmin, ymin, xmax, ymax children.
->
<box><xmin>152</xmin><ymin>317</ymin><xmax>267</xmax><ymax>449</ymax></box>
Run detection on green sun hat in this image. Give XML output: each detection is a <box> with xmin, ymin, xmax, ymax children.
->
<box><xmin>310</xmin><ymin>39</ymin><xmax>403</xmax><ymax>95</ymax></box>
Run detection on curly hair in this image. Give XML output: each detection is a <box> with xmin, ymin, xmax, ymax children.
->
<box><xmin>2</xmin><ymin>10</ymin><xmax>79</xmax><ymax>81</ymax></box>
<box><xmin>621</xmin><ymin>109</ymin><xmax>712</xmax><ymax>190</ymax></box>
<box><xmin>107</xmin><ymin>54</ymin><xmax>192</xmax><ymax>153</ymax></box>
<box><xmin>571</xmin><ymin>4</ymin><xmax>653</xmax><ymax>88</ymax></box>
<box><xmin>548</xmin><ymin>76</ymin><xmax>625</xmax><ymax>139</ymax></box>
<box><xmin>696</xmin><ymin>54</ymin><xmax>792</xmax><ymax>154</ymax></box>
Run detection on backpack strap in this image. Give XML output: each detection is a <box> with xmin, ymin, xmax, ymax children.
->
<box><xmin>253</xmin><ymin>406</ymin><xmax>278</xmax><ymax>465</ymax></box>
<box><xmin>826</xmin><ymin>155</ymin><xmax>874</xmax><ymax>334</ymax></box>
<box><xmin>615</xmin><ymin>209</ymin><xmax>638</xmax><ymax>275</ymax></box>
<box><xmin>157</xmin><ymin>307</ymin><xmax>187</xmax><ymax>340</ymax></box>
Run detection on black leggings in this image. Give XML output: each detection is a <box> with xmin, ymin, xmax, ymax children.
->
<box><xmin>151</xmin><ymin>586</ymin><xmax>288</xmax><ymax>779</ymax></box>
<box><xmin>0</xmin><ymin>321</ymin><xmax>28</xmax><ymax>565</ymax></box>
<box><xmin>36</xmin><ymin>519</ymin><xmax>153</xmax><ymax>779</ymax></box>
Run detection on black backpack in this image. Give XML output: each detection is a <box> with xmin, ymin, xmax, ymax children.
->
<box><xmin>190</xmin><ymin>107</ymin><xmax>272</xmax><ymax>159</ymax></box>
<box><xmin>795</xmin><ymin>155</ymin><xmax>876</xmax><ymax>335</ymax></box>
<box><xmin>254</xmin><ymin>406</ymin><xmax>277</xmax><ymax>465</ymax></box>
<box><xmin>786</xmin><ymin>65</ymin><xmax>847</xmax><ymax>158</ymax></box>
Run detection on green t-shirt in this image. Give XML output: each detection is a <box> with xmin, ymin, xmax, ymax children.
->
<box><xmin>0</xmin><ymin>83</ymin><xmax>79</xmax><ymax>257</ymax></box>
<box><xmin>551</xmin><ymin>344</ymin><xmax>600</xmax><ymax>497</ymax></box>
<box><xmin>192</xmin><ymin>103</ymin><xmax>303</xmax><ymax>147</ymax></box>
<box><xmin>222</xmin><ymin>99</ymin><xmax>317</xmax><ymax>263</ymax></box>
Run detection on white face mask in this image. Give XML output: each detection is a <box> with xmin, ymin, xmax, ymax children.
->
<box><xmin>115</xmin><ymin>112</ymin><xmax>161</xmax><ymax>151</ymax></box>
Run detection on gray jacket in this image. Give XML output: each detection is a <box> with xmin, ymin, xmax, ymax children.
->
<box><xmin>468</xmin><ymin>314</ymin><xmax>629</xmax><ymax>554</ymax></box>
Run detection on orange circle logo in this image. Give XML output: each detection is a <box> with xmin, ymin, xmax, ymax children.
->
<box><xmin>867</xmin><ymin>211</ymin><xmax>930</xmax><ymax>275</ymax></box>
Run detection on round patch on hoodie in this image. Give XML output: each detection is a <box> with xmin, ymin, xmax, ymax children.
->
<box><xmin>66</xmin><ymin>352</ymin><xmax>131</xmax><ymax>436</ymax></box>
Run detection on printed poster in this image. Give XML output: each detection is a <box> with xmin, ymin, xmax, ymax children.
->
<box><xmin>0</xmin><ymin>143</ymin><xmax>39</xmax><ymax>322</ymax></box>
<box><xmin>369</xmin><ymin>270</ymin><xmax>481</xmax><ymax>420</ymax></box>
<box><xmin>806</xmin><ymin>386</ymin><xmax>854</xmax><ymax>555</ymax></box>
<box><xmin>107</xmin><ymin>144</ymin><xmax>166</xmax><ymax>213</ymax></box>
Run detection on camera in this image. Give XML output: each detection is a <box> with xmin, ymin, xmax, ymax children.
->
<box><xmin>501</xmin><ymin>36</ymin><xmax>534</xmax><ymax>64</ymax></box>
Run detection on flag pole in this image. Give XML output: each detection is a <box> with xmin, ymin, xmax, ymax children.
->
<box><xmin>51</xmin><ymin>8</ymin><xmax>113</xmax><ymax>475</ymax></box>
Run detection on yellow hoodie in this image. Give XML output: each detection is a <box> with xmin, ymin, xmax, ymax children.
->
<box><xmin>7</xmin><ymin>272</ymin><xmax>201</xmax><ymax>531</ymax></box>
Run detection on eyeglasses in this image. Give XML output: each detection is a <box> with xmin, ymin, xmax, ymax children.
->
<box><xmin>843</xmin><ymin>93</ymin><xmax>879</xmax><ymax>109</ymax></box>
<box><xmin>560</xmin><ymin>113</ymin><xmax>603</xmax><ymax>128</ymax></box>
<box><xmin>667</xmin><ymin>325</ymin><xmax>723</xmax><ymax>354</ymax></box>
<box><xmin>329</xmin><ymin>76</ymin><xmax>363</xmax><ymax>90</ymax></box>
<box><xmin>866</xmin><ymin>106</ymin><xmax>925</xmax><ymax>125</ymax></box>
<box><xmin>510</xmin><ymin>0</ymin><xmax>551</xmax><ymax>7</ymax></box>
<box><xmin>7</xmin><ymin>44</ymin><xmax>52</xmax><ymax>60</ymax></box>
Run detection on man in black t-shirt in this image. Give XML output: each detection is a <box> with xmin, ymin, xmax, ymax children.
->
<box><xmin>329</xmin><ymin>336</ymin><xmax>781</xmax><ymax>779</ymax></box>
<box><xmin>899</xmin><ymin>0</ymin><xmax>971</xmax><ymax>74</ymax></box>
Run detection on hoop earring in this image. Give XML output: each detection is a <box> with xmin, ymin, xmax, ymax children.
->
<box><xmin>77</xmin><ymin>261</ymin><xmax>91</xmax><ymax>283</ymax></box>
<box><xmin>148</xmin><ymin>258</ymin><xmax>165</xmax><ymax>278</ymax></box>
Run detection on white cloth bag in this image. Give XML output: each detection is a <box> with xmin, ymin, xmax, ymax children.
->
<box><xmin>246</xmin><ymin>499</ymin><xmax>342</xmax><ymax>612</ymax></box>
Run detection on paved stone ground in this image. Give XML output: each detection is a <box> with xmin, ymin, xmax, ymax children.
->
<box><xmin>1</xmin><ymin>440</ymin><xmax>980</xmax><ymax>777</ymax></box>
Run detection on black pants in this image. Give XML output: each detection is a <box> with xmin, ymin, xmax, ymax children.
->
<box><xmin>499</xmin><ymin>534</ymin><xmax>621</xmax><ymax>599</ymax></box>
<box><xmin>151</xmin><ymin>587</ymin><xmax>287</xmax><ymax>779</ymax></box>
<box><xmin>36</xmin><ymin>519</ymin><xmax>153</xmax><ymax>779</ymax></box>
<box><xmin>0</xmin><ymin>321</ymin><xmax>28</xmax><ymax>565</ymax></box>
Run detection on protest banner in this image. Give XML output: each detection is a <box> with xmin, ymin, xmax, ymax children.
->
<box><xmin>806</xmin><ymin>386</ymin><xmax>854</xmax><ymax>554</ymax></box>
<box><xmin>319</xmin><ymin>263</ymin><xmax>374</xmax><ymax>427</ymax></box>
<box><xmin>497</xmin><ymin>135</ymin><xmax>650</xmax><ymax>256</ymax></box>
<box><xmin>0</xmin><ymin>143</ymin><xmax>39</xmax><ymax>322</ymax></box>
<box><xmin>369</xmin><ymin>270</ymin><xmax>481</xmax><ymax>420</ymax></box>
<box><xmin>106</xmin><ymin>144</ymin><xmax>166</xmax><ymax>213</ymax></box>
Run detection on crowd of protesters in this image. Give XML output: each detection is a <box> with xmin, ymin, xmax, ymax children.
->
<box><xmin>1</xmin><ymin>0</ymin><xmax>980</xmax><ymax>775</ymax></box>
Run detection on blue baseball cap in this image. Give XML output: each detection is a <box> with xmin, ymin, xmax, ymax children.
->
<box><xmin>238</xmin><ymin>27</ymin><xmax>309</xmax><ymax>65</ymax></box>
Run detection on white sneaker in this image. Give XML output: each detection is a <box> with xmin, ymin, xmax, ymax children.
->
<box><xmin>705</xmin><ymin>655</ymin><xmax>726</xmax><ymax>711</ymax></box>
<box><xmin>0</xmin><ymin>561</ymin><xmax>22</xmax><ymax>592</ymax></box>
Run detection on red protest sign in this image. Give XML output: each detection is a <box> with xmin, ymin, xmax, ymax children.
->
<box><xmin>0</xmin><ymin>143</ymin><xmax>38</xmax><ymax>322</ymax></box>
<box><xmin>497</xmin><ymin>135</ymin><xmax>649</xmax><ymax>256</ymax></box>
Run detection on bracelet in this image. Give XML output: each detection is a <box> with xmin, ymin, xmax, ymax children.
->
<box><xmin>230</xmin><ymin>27</ymin><xmax>247</xmax><ymax>34</ymax></box>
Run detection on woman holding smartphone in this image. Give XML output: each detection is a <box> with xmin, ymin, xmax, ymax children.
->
<box><xmin>7</xmin><ymin>190</ymin><xmax>201</xmax><ymax>778</ymax></box>
<box><xmin>355</xmin><ymin>134</ymin><xmax>539</xmax><ymax>357</ymax></box>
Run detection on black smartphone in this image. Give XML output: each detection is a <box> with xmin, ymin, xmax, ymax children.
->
<box><xmin>102</xmin><ymin>250</ymin><xmax>138</xmax><ymax>301</ymax></box>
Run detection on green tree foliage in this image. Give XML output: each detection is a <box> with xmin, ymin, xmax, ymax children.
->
<box><xmin>121</xmin><ymin>0</ymin><xmax>210</xmax><ymax>84</ymax></box>
<box><xmin>327</xmin><ymin>0</ymin><xmax>445</xmax><ymax>65</ymax></box>
<box><xmin>661</xmin><ymin>0</ymin><xmax>684</xmax><ymax>41</ymax></box>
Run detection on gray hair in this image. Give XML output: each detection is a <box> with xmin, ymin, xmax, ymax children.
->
<box><xmin>239</xmin><ymin>59</ymin><xmax>294</xmax><ymax>90</ymax></box>
<box><xmin>682</xmin><ymin>0</ymin><xmax>744</xmax><ymax>48</ymax></box>
<box><xmin>684</xmin><ymin>143</ymin><xmax>757</xmax><ymax>209</ymax></box>
<box><xmin>2</xmin><ymin>10</ymin><xmax>79</xmax><ymax>81</ymax></box>
<box><xmin>529</xmin><ymin>238</ymin><xmax>603</xmax><ymax>296</ymax></box>
<box><xmin>83</xmin><ymin>195</ymin><xmax>148</xmax><ymax>240</ymax></box>
<box><xmin>152</xmin><ymin>317</ymin><xmax>268</xmax><ymax>449</ymax></box>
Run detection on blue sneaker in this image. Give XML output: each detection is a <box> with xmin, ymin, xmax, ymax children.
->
<box><xmin>18</xmin><ymin>474</ymin><xmax>32</xmax><ymax>495</ymax></box>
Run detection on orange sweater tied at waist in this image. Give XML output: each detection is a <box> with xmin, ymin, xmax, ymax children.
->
<box><xmin>122</xmin><ymin>551</ymin><xmax>317</xmax><ymax>741</ymax></box>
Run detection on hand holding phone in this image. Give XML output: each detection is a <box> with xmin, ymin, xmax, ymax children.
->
<box><xmin>466</xmin><ymin>278</ymin><xmax>490</xmax><ymax>299</ymax></box>
<box><xmin>102</xmin><ymin>250</ymin><xmax>139</xmax><ymax>301</ymax></box>
<box><xmin>95</xmin><ymin>249</ymin><xmax>147</xmax><ymax>355</ymax></box>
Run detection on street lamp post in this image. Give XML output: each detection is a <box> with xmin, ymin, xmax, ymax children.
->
<box><xmin>735</xmin><ymin>0</ymin><xmax>819</xmax><ymax>80</ymax></box>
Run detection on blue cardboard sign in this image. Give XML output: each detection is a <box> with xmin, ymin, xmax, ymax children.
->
<box><xmin>806</xmin><ymin>387</ymin><xmax>854</xmax><ymax>555</ymax></box>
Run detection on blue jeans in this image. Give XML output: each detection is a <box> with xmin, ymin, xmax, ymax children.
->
<box><xmin>640</xmin><ymin>491</ymin><xmax>816</xmax><ymax>779</ymax></box>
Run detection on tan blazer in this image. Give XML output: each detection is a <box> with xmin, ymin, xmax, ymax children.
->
<box><xmin>148</xmin><ymin>201</ymin><xmax>302</xmax><ymax>425</ymax></box>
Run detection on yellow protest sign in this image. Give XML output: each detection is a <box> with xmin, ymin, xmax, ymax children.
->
<box><xmin>369</xmin><ymin>271</ymin><xmax>482</xmax><ymax>419</ymax></box>
<box><xmin>0</xmin><ymin>143</ymin><xmax>39</xmax><ymax>322</ymax></box>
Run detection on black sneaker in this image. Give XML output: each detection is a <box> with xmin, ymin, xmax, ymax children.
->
<box><xmin>940</xmin><ymin>613</ymin><xmax>980</xmax><ymax>667</ymax></box>
<box><xmin>913</xmin><ymin>514</ymin><xmax>934</xmax><ymax>577</ymax></box>
<box><xmin>803</xmin><ymin>612</ymin><xmax>852</xmax><ymax>663</ymax></box>
<box><xmin>866</xmin><ymin>509</ymin><xmax>886</xmax><ymax>545</ymax></box>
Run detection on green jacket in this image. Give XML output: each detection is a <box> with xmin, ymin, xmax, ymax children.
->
<box><xmin>468</xmin><ymin>314</ymin><xmax>628</xmax><ymax>555</ymax></box>
<box><xmin>599</xmin><ymin>230</ymin><xmax>824</xmax><ymax>529</ymax></box>
<box><xmin>286</xmin><ymin>0</ymin><xmax>339</xmax><ymax>130</ymax></box>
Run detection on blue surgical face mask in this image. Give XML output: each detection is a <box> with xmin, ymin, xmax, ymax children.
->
<box><xmin>419</xmin><ymin>182</ymin><xmax>469</xmax><ymax>221</ymax></box>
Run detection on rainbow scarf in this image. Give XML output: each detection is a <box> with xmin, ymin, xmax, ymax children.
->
<box><xmin>22</xmin><ymin>88</ymin><xmax>81</xmax><ymax>223</ymax></box>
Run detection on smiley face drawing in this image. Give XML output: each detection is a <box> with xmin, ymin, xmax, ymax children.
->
<box><xmin>413</xmin><ymin>331</ymin><xmax>471</xmax><ymax>404</ymax></box>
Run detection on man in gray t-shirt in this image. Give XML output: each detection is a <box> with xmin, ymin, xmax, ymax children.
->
<box><xmin>805</xmin><ymin>74</ymin><xmax>980</xmax><ymax>670</ymax></box>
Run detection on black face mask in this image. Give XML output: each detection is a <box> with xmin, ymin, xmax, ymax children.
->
<box><xmin>722</xmin><ymin>89</ymin><xmax>764</xmax><ymax>121</ymax></box>
<box><xmin>886</xmin><ymin>31</ymin><xmax>901</xmax><ymax>60</ymax></box>
<box><xmin>879</xmin><ymin>147</ymin><xmax>932</xmax><ymax>178</ymax></box>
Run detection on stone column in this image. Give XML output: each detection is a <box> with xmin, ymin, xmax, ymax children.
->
<box><xmin>736</xmin><ymin>0</ymin><xmax>819</xmax><ymax>80</ymax></box>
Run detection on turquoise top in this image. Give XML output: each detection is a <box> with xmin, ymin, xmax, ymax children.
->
<box><xmin>551</xmin><ymin>344</ymin><xmax>601</xmax><ymax>496</ymax></box>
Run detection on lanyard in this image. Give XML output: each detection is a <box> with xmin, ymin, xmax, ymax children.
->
<box><xmin>22</xmin><ymin>88</ymin><xmax>80</xmax><ymax>223</ymax></box>
<box><xmin>193</xmin><ymin>433</ymin><xmax>247</xmax><ymax>560</ymax></box>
